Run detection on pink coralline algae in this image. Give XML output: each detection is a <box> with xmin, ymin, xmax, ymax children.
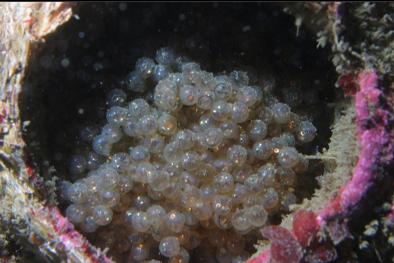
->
<box><xmin>261</xmin><ymin>226</ymin><xmax>302</xmax><ymax>263</ymax></box>
<box><xmin>317</xmin><ymin>71</ymin><xmax>390</xmax><ymax>225</ymax></box>
<box><xmin>247</xmin><ymin>249</ymin><xmax>271</xmax><ymax>263</ymax></box>
<box><xmin>293</xmin><ymin>210</ymin><xmax>319</xmax><ymax>248</ymax></box>
<box><xmin>30</xmin><ymin>206</ymin><xmax>113</xmax><ymax>263</ymax></box>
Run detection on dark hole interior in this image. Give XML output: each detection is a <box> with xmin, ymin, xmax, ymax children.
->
<box><xmin>20</xmin><ymin>3</ymin><xmax>339</xmax><ymax>262</ymax></box>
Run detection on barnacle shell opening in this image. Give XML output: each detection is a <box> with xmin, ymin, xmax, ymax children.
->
<box><xmin>15</xmin><ymin>3</ymin><xmax>350</xmax><ymax>263</ymax></box>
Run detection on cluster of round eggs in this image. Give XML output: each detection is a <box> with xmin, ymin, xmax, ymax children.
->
<box><xmin>62</xmin><ymin>47</ymin><xmax>317</xmax><ymax>262</ymax></box>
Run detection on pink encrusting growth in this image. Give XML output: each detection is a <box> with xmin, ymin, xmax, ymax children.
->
<box><xmin>248</xmin><ymin>211</ymin><xmax>336</xmax><ymax>263</ymax></box>
<box><xmin>247</xmin><ymin>70</ymin><xmax>390</xmax><ymax>263</ymax></box>
<box><xmin>317</xmin><ymin>71</ymin><xmax>390</xmax><ymax>225</ymax></box>
<box><xmin>293</xmin><ymin>210</ymin><xmax>319</xmax><ymax>247</ymax></box>
<box><xmin>29</xmin><ymin>206</ymin><xmax>113</xmax><ymax>263</ymax></box>
<box><xmin>247</xmin><ymin>249</ymin><xmax>271</xmax><ymax>263</ymax></box>
<box><xmin>260</xmin><ymin>226</ymin><xmax>303</xmax><ymax>263</ymax></box>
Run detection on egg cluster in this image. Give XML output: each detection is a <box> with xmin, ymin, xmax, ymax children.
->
<box><xmin>62</xmin><ymin>47</ymin><xmax>317</xmax><ymax>262</ymax></box>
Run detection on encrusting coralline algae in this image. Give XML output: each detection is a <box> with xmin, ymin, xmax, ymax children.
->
<box><xmin>61</xmin><ymin>47</ymin><xmax>317</xmax><ymax>262</ymax></box>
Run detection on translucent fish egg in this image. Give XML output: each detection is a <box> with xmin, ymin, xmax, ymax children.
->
<box><xmin>231</xmin><ymin>209</ymin><xmax>251</xmax><ymax>232</ymax></box>
<box><xmin>232</xmin><ymin>183</ymin><xmax>248</xmax><ymax>204</ymax></box>
<box><xmin>111</xmin><ymin>152</ymin><xmax>131</xmax><ymax>172</ymax></box>
<box><xmin>248</xmin><ymin>120</ymin><xmax>267</xmax><ymax>141</ymax></box>
<box><xmin>169</xmin><ymin>247</ymin><xmax>190</xmax><ymax>263</ymax></box>
<box><xmin>149</xmin><ymin>170</ymin><xmax>172</xmax><ymax>192</ymax></box>
<box><xmin>246</xmin><ymin>205</ymin><xmax>267</xmax><ymax>227</ymax></box>
<box><xmin>133</xmin><ymin>195</ymin><xmax>152</xmax><ymax>210</ymax></box>
<box><xmin>181</xmin><ymin>151</ymin><xmax>201</xmax><ymax>171</ymax></box>
<box><xmin>220</xmin><ymin>121</ymin><xmax>239</xmax><ymax>139</ymax></box>
<box><xmin>199</xmin><ymin>114</ymin><xmax>217</xmax><ymax>130</ymax></box>
<box><xmin>214</xmin><ymin>76</ymin><xmax>233</xmax><ymax>100</ymax></box>
<box><xmin>69</xmin><ymin>155</ymin><xmax>87</xmax><ymax>175</ymax></box>
<box><xmin>123</xmin><ymin>118</ymin><xmax>140</xmax><ymax>138</ymax></box>
<box><xmin>101</xmin><ymin>124</ymin><xmax>123</xmax><ymax>144</ymax></box>
<box><xmin>163</xmin><ymin>142</ymin><xmax>183</xmax><ymax>162</ymax></box>
<box><xmin>257</xmin><ymin>163</ymin><xmax>276</xmax><ymax>187</ymax></box>
<box><xmin>135</xmin><ymin>57</ymin><xmax>156</xmax><ymax>78</ymax></box>
<box><xmin>232</xmin><ymin>165</ymin><xmax>252</xmax><ymax>183</ymax></box>
<box><xmin>131</xmin><ymin>162</ymin><xmax>156</xmax><ymax>184</ymax></box>
<box><xmin>297</xmin><ymin>120</ymin><xmax>317</xmax><ymax>143</ymax></box>
<box><xmin>130</xmin><ymin>145</ymin><xmax>151</xmax><ymax>162</ymax></box>
<box><xmin>66</xmin><ymin>204</ymin><xmax>85</xmax><ymax>224</ymax></box>
<box><xmin>244</xmin><ymin>173</ymin><xmax>263</xmax><ymax>191</ymax></box>
<box><xmin>281</xmin><ymin>192</ymin><xmax>297</xmax><ymax>211</ymax></box>
<box><xmin>92</xmin><ymin>205</ymin><xmax>113</xmax><ymax>226</ymax></box>
<box><xmin>259</xmin><ymin>106</ymin><xmax>274</xmax><ymax>124</ymax></box>
<box><xmin>97</xmin><ymin>166</ymin><xmax>120</xmax><ymax>189</ymax></box>
<box><xmin>156</xmin><ymin>47</ymin><xmax>176</xmax><ymax>65</ymax></box>
<box><xmin>128</xmin><ymin>98</ymin><xmax>151</xmax><ymax>118</ymax></box>
<box><xmin>158</xmin><ymin>113</ymin><xmax>178</xmax><ymax>136</ymax></box>
<box><xmin>130</xmin><ymin>243</ymin><xmax>150</xmax><ymax>261</ymax></box>
<box><xmin>272</xmin><ymin>102</ymin><xmax>291</xmax><ymax>124</ymax></box>
<box><xmin>236</xmin><ymin>86</ymin><xmax>259</xmax><ymax>107</ymax></box>
<box><xmin>181</xmin><ymin>62</ymin><xmax>201</xmax><ymax>74</ymax></box>
<box><xmin>278</xmin><ymin>132</ymin><xmax>296</xmax><ymax>147</ymax></box>
<box><xmin>173</xmin><ymin>130</ymin><xmax>194</xmax><ymax>150</ymax></box>
<box><xmin>211</xmin><ymin>100</ymin><xmax>231</xmax><ymax>121</ymax></box>
<box><xmin>143</xmin><ymin>134</ymin><xmax>165</xmax><ymax>153</ymax></box>
<box><xmin>81</xmin><ymin>215</ymin><xmax>99</xmax><ymax>233</ymax></box>
<box><xmin>154</xmin><ymin>79</ymin><xmax>179</xmax><ymax>112</ymax></box>
<box><xmin>191</xmin><ymin>199</ymin><xmax>213</xmax><ymax>221</ymax></box>
<box><xmin>126</xmin><ymin>70</ymin><xmax>146</xmax><ymax>92</ymax></box>
<box><xmin>106</xmin><ymin>88</ymin><xmax>127</xmax><ymax>107</ymax></box>
<box><xmin>197</xmin><ymin>90</ymin><xmax>215</xmax><ymax>110</ymax></box>
<box><xmin>92</xmin><ymin>135</ymin><xmax>112</xmax><ymax>156</ymax></box>
<box><xmin>147</xmin><ymin>205</ymin><xmax>166</xmax><ymax>225</ymax></box>
<box><xmin>203</xmin><ymin>128</ymin><xmax>223</xmax><ymax>148</ymax></box>
<box><xmin>212</xmin><ymin>195</ymin><xmax>233</xmax><ymax>215</ymax></box>
<box><xmin>159</xmin><ymin>236</ymin><xmax>181</xmax><ymax>258</ymax></box>
<box><xmin>101</xmin><ymin>190</ymin><xmax>120</xmax><ymax>207</ymax></box>
<box><xmin>214</xmin><ymin>172</ymin><xmax>235</xmax><ymax>193</ymax></box>
<box><xmin>166</xmin><ymin>210</ymin><xmax>186</xmax><ymax>233</ymax></box>
<box><xmin>227</xmin><ymin>145</ymin><xmax>247</xmax><ymax>166</ymax></box>
<box><xmin>154</xmin><ymin>64</ymin><xmax>171</xmax><ymax>82</ymax></box>
<box><xmin>138</xmin><ymin>114</ymin><xmax>158</xmax><ymax>136</ymax></box>
<box><xmin>262</xmin><ymin>188</ymin><xmax>280</xmax><ymax>210</ymax></box>
<box><xmin>66</xmin><ymin>181</ymin><xmax>88</xmax><ymax>203</ymax></box>
<box><xmin>277</xmin><ymin>146</ymin><xmax>300</xmax><ymax>169</ymax></box>
<box><xmin>124</xmin><ymin>208</ymin><xmax>136</xmax><ymax>224</ymax></box>
<box><xmin>230</xmin><ymin>70</ymin><xmax>249</xmax><ymax>86</ymax></box>
<box><xmin>252</xmin><ymin>140</ymin><xmax>273</xmax><ymax>160</ymax></box>
<box><xmin>86</xmin><ymin>151</ymin><xmax>101</xmax><ymax>170</ymax></box>
<box><xmin>231</xmin><ymin>101</ymin><xmax>250</xmax><ymax>123</ymax></box>
<box><xmin>179</xmin><ymin>84</ymin><xmax>199</xmax><ymax>106</ymax></box>
<box><xmin>119</xmin><ymin>175</ymin><xmax>133</xmax><ymax>193</ymax></box>
<box><xmin>132</xmin><ymin>211</ymin><xmax>152</xmax><ymax>232</ymax></box>
<box><xmin>168</xmin><ymin>72</ymin><xmax>185</xmax><ymax>87</ymax></box>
